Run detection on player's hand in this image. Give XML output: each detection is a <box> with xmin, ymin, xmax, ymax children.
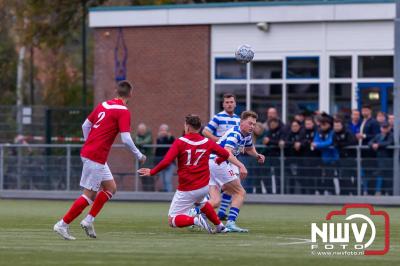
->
<box><xmin>137</xmin><ymin>168</ymin><xmax>151</xmax><ymax>176</ymax></box>
<box><xmin>139</xmin><ymin>155</ymin><xmax>147</xmax><ymax>165</ymax></box>
<box><xmin>256</xmin><ymin>153</ymin><xmax>265</xmax><ymax>164</ymax></box>
<box><xmin>239</xmin><ymin>166</ymin><xmax>248</xmax><ymax>180</ymax></box>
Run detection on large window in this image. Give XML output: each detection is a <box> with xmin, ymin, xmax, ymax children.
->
<box><xmin>251</xmin><ymin>61</ymin><xmax>282</xmax><ymax>79</ymax></box>
<box><xmin>215</xmin><ymin>58</ymin><xmax>246</xmax><ymax>79</ymax></box>
<box><xmin>358</xmin><ymin>56</ymin><xmax>393</xmax><ymax>78</ymax></box>
<box><xmin>329</xmin><ymin>83</ymin><xmax>352</xmax><ymax>117</ymax></box>
<box><xmin>287</xmin><ymin>84</ymin><xmax>319</xmax><ymax>119</ymax></box>
<box><xmin>215</xmin><ymin>84</ymin><xmax>246</xmax><ymax>114</ymax></box>
<box><xmin>287</xmin><ymin>57</ymin><xmax>319</xmax><ymax>79</ymax></box>
<box><xmin>330</xmin><ymin>56</ymin><xmax>351</xmax><ymax>78</ymax></box>
<box><xmin>250</xmin><ymin>84</ymin><xmax>283</xmax><ymax>122</ymax></box>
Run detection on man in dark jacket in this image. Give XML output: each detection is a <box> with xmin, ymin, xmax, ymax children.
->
<box><xmin>357</xmin><ymin>105</ymin><xmax>380</xmax><ymax>145</ymax></box>
<box><xmin>154</xmin><ymin>124</ymin><xmax>175</xmax><ymax>192</ymax></box>
<box><xmin>302</xmin><ymin>117</ymin><xmax>319</xmax><ymax>194</ymax></box>
<box><xmin>312</xmin><ymin>113</ymin><xmax>339</xmax><ymax>195</ymax></box>
<box><xmin>282</xmin><ymin>120</ymin><xmax>305</xmax><ymax>194</ymax></box>
<box><xmin>263</xmin><ymin>118</ymin><xmax>285</xmax><ymax>194</ymax></box>
<box><xmin>333</xmin><ymin>118</ymin><xmax>357</xmax><ymax>195</ymax></box>
<box><xmin>368</xmin><ymin>122</ymin><xmax>394</xmax><ymax>196</ymax></box>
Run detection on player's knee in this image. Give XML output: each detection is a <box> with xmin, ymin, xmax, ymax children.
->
<box><xmin>239</xmin><ymin>187</ymin><xmax>246</xmax><ymax>199</ymax></box>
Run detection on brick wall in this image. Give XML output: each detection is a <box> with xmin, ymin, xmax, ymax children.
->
<box><xmin>92</xmin><ymin>25</ymin><xmax>210</xmax><ymax>190</ymax></box>
<box><xmin>93</xmin><ymin>25</ymin><xmax>210</xmax><ymax>139</ymax></box>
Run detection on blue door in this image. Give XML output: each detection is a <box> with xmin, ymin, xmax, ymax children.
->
<box><xmin>357</xmin><ymin>83</ymin><xmax>393</xmax><ymax>113</ymax></box>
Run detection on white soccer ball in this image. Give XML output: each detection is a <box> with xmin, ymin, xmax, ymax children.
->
<box><xmin>235</xmin><ymin>44</ymin><xmax>254</xmax><ymax>63</ymax></box>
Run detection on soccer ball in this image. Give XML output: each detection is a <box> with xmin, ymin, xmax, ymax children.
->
<box><xmin>235</xmin><ymin>44</ymin><xmax>254</xmax><ymax>63</ymax></box>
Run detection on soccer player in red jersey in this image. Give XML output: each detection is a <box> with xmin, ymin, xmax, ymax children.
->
<box><xmin>138</xmin><ymin>115</ymin><xmax>247</xmax><ymax>233</ymax></box>
<box><xmin>54</xmin><ymin>80</ymin><xmax>146</xmax><ymax>240</ymax></box>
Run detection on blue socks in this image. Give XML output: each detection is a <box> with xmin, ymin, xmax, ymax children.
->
<box><xmin>228</xmin><ymin>207</ymin><xmax>240</xmax><ymax>222</ymax></box>
<box><xmin>218</xmin><ymin>193</ymin><xmax>232</xmax><ymax>218</ymax></box>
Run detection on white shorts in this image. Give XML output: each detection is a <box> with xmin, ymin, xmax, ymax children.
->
<box><xmin>209</xmin><ymin>159</ymin><xmax>238</xmax><ymax>188</ymax></box>
<box><xmin>80</xmin><ymin>157</ymin><xmax>113</xmax><ymax>191</ymax></box>
<box><xmin>168</xmin><ymin>186</ymin><xmax>209</xmax><ymax>217</ymax></box>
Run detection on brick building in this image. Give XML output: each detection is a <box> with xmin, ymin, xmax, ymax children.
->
<box><xmin>89</xmin><ymin>0</ymin><xmax>395</xmax><ymax>133</ymax></box>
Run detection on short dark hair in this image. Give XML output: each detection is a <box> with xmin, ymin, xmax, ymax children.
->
<box><xmin>333</xmin><ymin>118</ymin><xmax>343</xmax><ymax>124</ymax></box>
<box><xmin>223</xmin><ymin>93</ymin><xmax>236</xmax><ymax>101</ymax></box>
<box><xmin>241</xmin><ymin>110</ymin><xmax>258</xmax><ymax>121</ymax></box>
<box><xmin>117</xmin><ymin>80</ymin><xmax>133</xmax><ymax>97</ymax></box>
<box><xmin>362</xmin><ymin>104</ymin><xmax>371</xmax><ymax>110</ymax></box>
<box><xmin>185</xmin><ymin>114</ymin><xmax>202</xmax><ymax>130</ymax></box>
<box><xmin>304</xmin><ymin>116</ymin><xmax>314</xmax><ymax>122</ymax></box>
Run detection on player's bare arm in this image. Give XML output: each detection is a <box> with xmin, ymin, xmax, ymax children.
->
<box><xmin>245</xmin><ymin>146</ymin><xmax>265</xmax><ymax>164</ymax></box>
<box><xmin>202</xmin><ymin>128</ymin><xmax>219</xmax><ymax>142</ymax></box>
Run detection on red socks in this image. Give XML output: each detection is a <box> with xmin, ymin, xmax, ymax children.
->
<box><xmin>62</xmin><ymin>195</ymin><xmax>91</xmax><ymax>224</ymax></box>
<box><xmin>173</xmin><ymin>215</ymin><xmax>195</xmax><ymax>227</ymax></box>
<box><xmin>89</xmin><ymin>190</ymin><xmax>113</xmax><ymax>218</ymax></box>
<box><xmin>201</xmin><ymin>202</ymin><xmax>221</xmax><ymax>225</ymax></box>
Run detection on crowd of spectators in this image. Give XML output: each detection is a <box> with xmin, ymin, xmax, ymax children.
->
<box><xmin>248</xmin><ymin>105</ymin><xmax>395</xmax><ymax>196</ymax></box>
<box><xmin>135</xmin><ymin>105</ymin><xmax>396</xmax><ymax>196</ymax></box>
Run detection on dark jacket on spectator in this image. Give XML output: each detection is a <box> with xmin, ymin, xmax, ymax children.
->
<box><xmin>333</xmin><ymin>128</ymin><xmax>357</xmax><ymax>157</ymax></box>
<box><xmin>264</xmin><ymin>125</ymin><xmax>285</xmax><ymax>157</ymax></box>
<box><xmin>348</xmin><ymin>120</ymin><xmax>362</xmax><ymax>135</ymax></box>
<box><xmin>368</xmin><ymin>132</ymin><xmax>394</xmax><ymax>158</ymax></box>
<box><xmin>360</xmin><ymin>118</ymin><xmax>381</xmax><ymax>145</ymax></box>
<box><xmin>314</xmin><ymin>129</ymin><xmax>339</xmax><ymax>164</ymax></box>
<box><xmin>284</xmin><ymin>129</ymin><xmax>305</xmax><ymax>157</ymax></box>
<box><xmin>154</xmin><ymin>135</ymin><xmax>175</xmax><ymax>164</ymax></box>
<box><xmin>303</xmin><ymin>127</ymin><xmax>319</xmax><ymax>157</ymax></box>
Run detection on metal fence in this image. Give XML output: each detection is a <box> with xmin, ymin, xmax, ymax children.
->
<box><xmin>0</xmin><ymin>143</ymin><xmax>398</xmax><ymax>197</ymax></box>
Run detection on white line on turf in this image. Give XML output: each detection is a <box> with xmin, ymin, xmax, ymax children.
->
<box><xmin>275</xmin><ymin>236</ymin><xmax>311</xmax><ymax>246</ymax></box>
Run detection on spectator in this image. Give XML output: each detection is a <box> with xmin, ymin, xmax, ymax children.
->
<box><xmin>312</xmin><ymin>113</ymin><xmax>339</xmax><ymax>195</ymax></box>
<box><xmin>357</xmin><ymin>105</ymin><xmax>380</xmax><ymax>145</ymax></box>
<box><xmin>333</xmin><ymin>118</ymin><xmax>357</xmax><ymax>195</ymax></box>
<box><xmin>348</xmin><ymin>109</ymin><xmax>362</xmax><ymax>135</ymax></box>
<box><xmin>368</xmin><ymin>122</ymin><xmax>394</xmax><ymax>196</ymax></box>
<box><xmin>284</xmin><ymin>120</ymin><xmax>306</xmax><ymax>194</ymax></box>
<box><xmin>262</xmin><ymin>118</ymin><xmax>285</xmax><ymax>194</ymax></box>
<box><xmin>154</xmin><ymin>124</ymin><xmax>175</xmax><ymax>192</ymax></box>
<box><xmin>243</xmin><ymin>122</ymin><xmax>266</xmax><ymax>194</ymax></box>
<box><xmin>388</xmin><ymin>114</ymin><xmax>395</xmax><ymax>132</ymax></box>
<box><xmin>302</xmin><ymin>116</ymin><xmax>319</xmax><ymax>194</ymax></box>
<box><xmin>135</xmin><ymin>123</ymin><xmax>154</xmax><ymax>191</ymax></box>
<box><xmin>376</xmin><ymin>111</ymin><xmax>387</xmax><ymax>126</ymax></box>
<box><xmin>263</xmin><ymin>107</ymin><xmax>285</xmax><ymax>131</ymax></box>
<box><xmin>294</xmin><ymin>113</ymin><xmax>305</xmax><ymax>127</ymax></box>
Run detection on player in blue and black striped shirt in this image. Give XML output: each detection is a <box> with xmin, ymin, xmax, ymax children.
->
<box><xmin>202</xmin><ymin>94</ymin><xmax>240</xmax><ymax>220</ymax></box>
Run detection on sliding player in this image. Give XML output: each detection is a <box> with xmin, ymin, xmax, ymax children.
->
<box><xmin>138</xmin><ymin>115</ymin><xmax>246</xmax><ymax>233</ymax></box>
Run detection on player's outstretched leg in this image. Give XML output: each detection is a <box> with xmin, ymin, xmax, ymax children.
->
<box><xmin>169</xmin><ymin>214</ymin><xmax>213</xmax><ymax>234</ymax></box>
<box><xmin>223</xmin><ymin>180</ymin><xmax>248</xmax><ymax>233</ymax></box>
<box><xmin>200</xmin><ymin>202</ymin><xmax>229</xmax><ymax>233</ymax></box>
<box><xmin>54</xmin><ymin>194</ymin><xmax>93</xmax><ymax>240</ymax></box>
<box><xmin>217</xmin><ymin>192</ymin><xmax>232</xmax><ymax>221</ymax></box>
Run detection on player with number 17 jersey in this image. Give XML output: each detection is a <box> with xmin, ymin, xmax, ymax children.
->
<box><xmin>138</xmin><ymin>115</ymin><xmax>243</xmax><ymax>233</ymax></box>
